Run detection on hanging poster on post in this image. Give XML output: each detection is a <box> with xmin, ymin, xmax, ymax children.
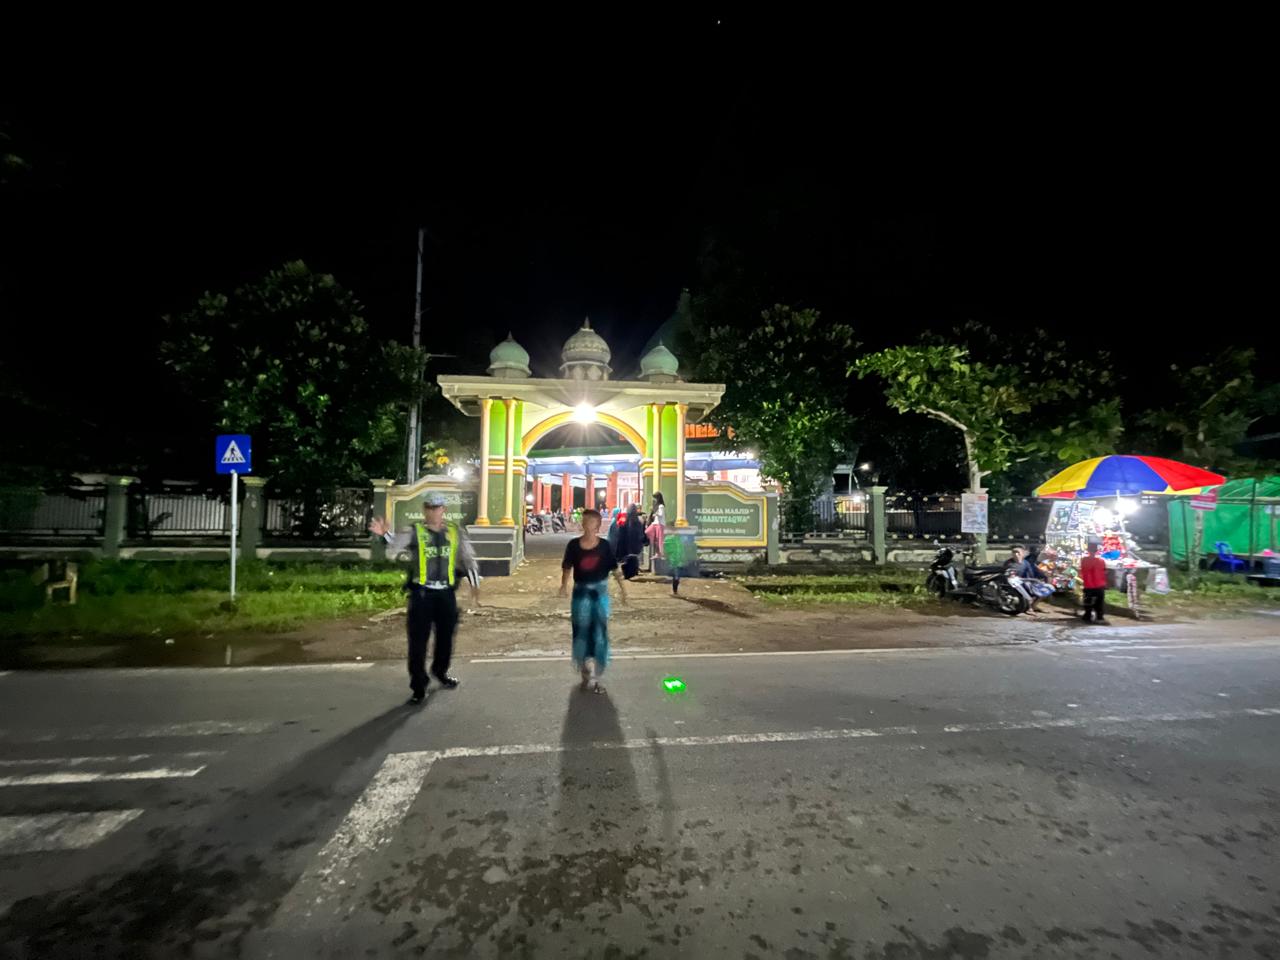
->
<box><xmin>960</xmin><ymin>492</ymin><xmax>989</xmax><ymax>534</ymax></box>
<box><xmin>1150</xmin><ymin>567</ymin><xmax>1170</xmax><ymax>594</ymax></box>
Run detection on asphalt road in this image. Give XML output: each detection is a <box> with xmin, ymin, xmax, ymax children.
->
<box><xmin>1</xmin><ymin>626</ymin><xmax>1279</xmax><ymax>959</ymax></box>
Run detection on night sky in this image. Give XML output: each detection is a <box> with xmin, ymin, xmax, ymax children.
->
<box><xmin>2</xmin><ymin>23</ymin><xmax>1271</xmax><ymax>477</ymax></box>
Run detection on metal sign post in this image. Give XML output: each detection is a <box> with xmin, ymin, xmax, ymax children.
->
<box><xmin>229</xmin><ymin>470</ymin><xmax>238</xmax><ymax>600</ymax></box>
<box><xmin>215</xmin><ymin>435</ymin><xmax>253</xmax><ymax>602</ymax></box>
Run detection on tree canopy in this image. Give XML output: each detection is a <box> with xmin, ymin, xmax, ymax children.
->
<box><xmin>693</xmin><ymin>304</ymin><xmax>856</xmax><ymax>522</ymax></box>
<box><xmin>856</xmin><ymin>332</ymin><xmax>1124</xmax><ymax>495</ymax></box>
<box><xmin>1141</xmin><ymin>348</ymin><xmax>1279</xmax><ymax>475</ymax></box>
<box><xmin>160</xmin><ymin>261</ymin><xmax>429</xmax><ymax>491</ymax></box>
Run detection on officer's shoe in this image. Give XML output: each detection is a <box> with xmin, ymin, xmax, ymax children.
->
<box><xmin>407</xmin><ymin>693</ymin><xmax>425</xmax><ymax>705</ymax></box>
<box><xmin>433</xmin><ymin>674</ymin><xmax>461</xmax><ymax>689</ymax></box>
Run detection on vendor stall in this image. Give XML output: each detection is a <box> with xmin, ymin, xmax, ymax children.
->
<box><xmin>1033</xmin><ymin>455</ymin><xmax>1226</xmax><ymax>610</ymax></box>
<box><xmin>1038</xmin><ymin>498</ymin><xmax>1157</xmax><ymax>592</ymax></box>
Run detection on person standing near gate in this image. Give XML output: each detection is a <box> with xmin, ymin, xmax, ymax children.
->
<box><xmin>369</xmin><ymin>492</ymin><xmax>480</xmax><ymax>704</ymax></box>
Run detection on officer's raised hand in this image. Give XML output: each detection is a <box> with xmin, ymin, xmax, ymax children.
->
<box><xmin>368</xmin><ymin>516</ymin><xmax>390</xmax><ymax>538</ymax></box>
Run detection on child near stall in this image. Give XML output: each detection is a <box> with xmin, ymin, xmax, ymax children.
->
<box><xmin>1080</xmin><ymin>541</ymin><xmax>1108</xmax><ymax>624</ymax></box>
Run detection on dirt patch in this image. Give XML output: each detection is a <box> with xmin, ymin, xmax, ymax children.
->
<box><xmin>271</xmin><ymin>554</ymin><xmax>1164</xmax><ymax>664</ymax></box>
<box><xmin>7</xmin><ymin>549</ymin><xmax>1273</xmax><ymax>669</ymax></box>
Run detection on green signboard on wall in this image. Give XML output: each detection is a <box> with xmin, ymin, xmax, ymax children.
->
<box><xmin>392</xmin><ymin>487</ymin><xmax>478</xmax><ymax>532</ymax></box>
<box><xmin>687</xmin><ymin>487</ymin><xmax>764</xmax><ymax>545</ymax></box>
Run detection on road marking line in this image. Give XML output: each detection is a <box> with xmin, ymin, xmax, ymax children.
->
<box><xmin>276</xmin><ymin>751</ymin><xmax>436</xmax><ymax>924</ymax></box>
<box><xmin>0</xmin><ymin>765</ymin><xmax>207</xmax><ymax>787</ymax></box>
<box><xmin>431</xmin><ymin>725</ymin><xmax>918</xmax><ymax>761</ymax></box>
<box><xmin>0</xmin><ymin>751</ymin><xmax>220</xmax><ymax>769</ymax></box>
<box><xmin>470</xmin><ymin>647</ymin><xmax>961</xmax><ymax>664</ymax></box>
<box><xmin>92</xmin><ymin>663</ymin><xmax>378</xmax><ymax>676</ymax></box>
<box><xmin>0</xmin><ymin>720</ymin><xmax>273</xmax><ymax>743</ymax></box>
<box><xmin>417</xmin><ymin>708</ymin><xmax>1264</xmax><ymax>760</ymax></box>
<box><xmin>0</xmin><ymin>809</ymin><xmax>143</xmax><ymax>854</ymax></box>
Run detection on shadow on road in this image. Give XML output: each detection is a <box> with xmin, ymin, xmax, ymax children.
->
<box><xmin>543</xmin><ymin>688</ymin><xmax>647</xmax><ymax>922</ymax></box>
<box><xmin>0</xmin><ymin>703</ymin><xmax>418</xmax><ymax>958</ymax></box>
<box><xmin>674</xmin><ymin>594</ymin><xmax>755</xmax><ymax>618</ymax></box>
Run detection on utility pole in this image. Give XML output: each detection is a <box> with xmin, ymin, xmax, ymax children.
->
<box><xmin>406</xmin><ymin>227</ymin><xmax>425</xmax><ymax>484</ymax></box>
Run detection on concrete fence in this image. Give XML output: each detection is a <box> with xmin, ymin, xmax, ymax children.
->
<box><xmin>0</xmin><ymin>479</ymin><xmax>1171</xmax><ymax>568</ymax></box>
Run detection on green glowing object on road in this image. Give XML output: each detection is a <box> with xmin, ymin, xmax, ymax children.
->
<box><xmin>662</xmin><ymin>677</ymin><xmax>686</xmax><ymax>692</ymax></box>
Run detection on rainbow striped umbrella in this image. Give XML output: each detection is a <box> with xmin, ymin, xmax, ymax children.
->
<box><xmin>1034</xmin><ymin>455</ymin><xmax>1225</xmax><ymax>499</ymax></box>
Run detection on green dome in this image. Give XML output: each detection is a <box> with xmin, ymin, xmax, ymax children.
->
<box><xmin>487</xmin><ymin>333</ymin><xmax>531</xmax><ymax>378</ymax></box>
<box><xmin>640</xmin><ymin>340</ymin><xmax>680</xmax><ymax>381</ymax></box>
<box><xmin>560</xmin><ymin>318</ymin><xmax>612</xmax><ymax>380</ymax></box>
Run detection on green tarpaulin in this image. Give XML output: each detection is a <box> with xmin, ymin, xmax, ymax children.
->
<box><xmin>1168</xmin><ymin>476</ymin><xmax>1280</xmax><ymax>563</ymax></box>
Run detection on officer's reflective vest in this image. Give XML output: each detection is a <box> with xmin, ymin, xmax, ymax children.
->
<box><xmin>414</xmin><ymin>521</ymin><xmax>458</xmax><ymax>586</ymax></box>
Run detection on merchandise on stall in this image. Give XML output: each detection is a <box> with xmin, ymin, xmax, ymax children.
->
<box><xmin>1038</xmin><ymin>498</ymin><xmax>1154</xmax><ymax>593</ymax></box>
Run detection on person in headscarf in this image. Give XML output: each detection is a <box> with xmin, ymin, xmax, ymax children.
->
<box><xmin>621</xmin><ymin>502</ymin><xmax>646</xmax><ymax>579</ymax></box>
<box><xmin>607</xmin><ymin>506</ymin><xmax>626</xmax><ymax>556</ymax></box>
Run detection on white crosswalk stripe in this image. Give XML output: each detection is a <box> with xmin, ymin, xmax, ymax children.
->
<box><xmin>0</xmin><ymin>727</ymin><xmax>261</xmax><ymax>855</ymax></box>
<box><xmin>0</xmin><ymin>765</ymin><xmax>207</xmax><ymax>787</ymax></box>
<box><xmin>0</xmin><ymin>719</ymin><xmax>272</xmax><ymax>742</ymax></box>
<box><xmin>0</xmin><ymin>750</ymin><xmax>219</xmax><ymax>769</ymax></box>
<box><xmin>0</xmin><ymin>810</ymin><xmax>144</xmax><ymax>854</ymax></box>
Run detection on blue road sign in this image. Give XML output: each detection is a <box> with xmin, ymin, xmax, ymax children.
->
<box><xmin>215</xmin><ymin>434</ymin><xmax>252</xmax><ymax>474</ymax></box>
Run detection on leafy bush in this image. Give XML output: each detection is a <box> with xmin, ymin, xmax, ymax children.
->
<box><xmin>0</xmin><ymin>569</ymin><xmax>43</xmax><ymax>612</ymax></box>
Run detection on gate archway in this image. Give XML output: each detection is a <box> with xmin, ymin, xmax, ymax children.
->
<box><xmin>436</xmin><ymin>322</ymin><xmax>725</xmax><ymax>573</ymax></box>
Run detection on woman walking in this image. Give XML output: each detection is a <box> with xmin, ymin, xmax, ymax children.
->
<box><xmin>559</xmin><ymin>508</ymin><xmax>628</xmax><ymax>693</ymax></box>
<box><xmin>649</xmin><ymin>492</ymin><xmax>667</xmax><ymax>560</ymax></box>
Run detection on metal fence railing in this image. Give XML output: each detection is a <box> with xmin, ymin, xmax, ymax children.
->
<box><xmin>128</xmin><ymin>486</ymin><xmax>235</xmax><ymax>537</ymax></box>
<box><xmin>885</xmin><ymin>495</ymin><xmax>960</xmax><ymax>540</ymax></box>
<box><xmin>0</xmin><ymin>487</ymin><xmax>105</xmax><ymax>535</ymax></box>
<box><xmin>787</xmin><ymin>494</ymin><xmax>1171</xmax><ymax>545</ymax></box>
<box><xmin>264</xmin><ymin>487</ymin><xmax>373</xmax><ymax>541</ymax></box>
<box><xmin>779</xmin><ymin>496</ymin><xmax>869</xmax><ymax>539</ymax></box>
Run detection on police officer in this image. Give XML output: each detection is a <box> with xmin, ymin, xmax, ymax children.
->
<box><xmin>369</xmin><ymin>492</ymin><xmax>480</xmax><ymax>704</ymax></box>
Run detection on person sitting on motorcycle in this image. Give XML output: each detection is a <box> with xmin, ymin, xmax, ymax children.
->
<box><xmin>1007</xmin><ymin>545</ymin><xmax>1053</xmax><ymax>611</ymax></box>
<box><xmin>1006</xmin><ymin>545</ymin><xmax>1047</xmax><ymax>581</ymax></box>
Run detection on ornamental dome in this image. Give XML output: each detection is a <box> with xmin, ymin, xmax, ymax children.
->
<box><xmin>559</xmin><ymin>318</ymin><xmax>612</xmax><ymax>381</ymax></box>
<box><xmin>639</xmin><ymin>340</ymin><xmax>680</xmax><ymax>382</ymax></box>
<box><xmin>487</xmin><ymin>333</ymin><xmax>531</xmax><ymax>378</ymax></box>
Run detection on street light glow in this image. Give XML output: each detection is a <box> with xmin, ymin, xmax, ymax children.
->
<box><xmin>573</xmin><ymin>403</ymin><xmax>596</xmax><ymax>424</ymax></box>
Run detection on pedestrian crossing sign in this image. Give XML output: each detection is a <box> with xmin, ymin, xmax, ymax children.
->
<box><xmin>215</xmin><ymin>434</ymin><xmax>252</xmax><ymax>474</ymax></box>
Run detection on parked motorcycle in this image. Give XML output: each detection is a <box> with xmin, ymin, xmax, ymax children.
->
<box><xmin>550</xmin><ymin>512</ymin><xmax>567</xmax><ymax>533</ymax></box>
<box><xmin>525</xmin><ymin>513</ymin><xmax>545</xmax><ymax>535</ymax></box>
<box><xmin>926</xmin><ymin>543</ymin><xmax>1029</xmax><ymax>615</ymax></box>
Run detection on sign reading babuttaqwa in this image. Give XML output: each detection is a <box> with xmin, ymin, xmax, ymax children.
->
<box><xmin>961</xmin><ymin>492</ymin><xmax>989</xmax><ymax>534</ymax></box>
<box><xmin>687</xmin><ymin>484</ymin><xmax>765</xmax><ymax>546</ymax></box>
<box><xmin>392</xmin><ymin>485</ymin><xmax>478</xmax><ymax>532</ymax></box>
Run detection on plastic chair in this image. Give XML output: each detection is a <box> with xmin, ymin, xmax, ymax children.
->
<box><xmin>1211</xmin><ymin>541</ymin><xmax>1246</xmax><ymax>574</ymax></box>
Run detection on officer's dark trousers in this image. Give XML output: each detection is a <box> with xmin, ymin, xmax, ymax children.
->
<box><xmin>407</xmin><ymin>586</ymin><xmax>457</xmax><ymax>695</ymax></box>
